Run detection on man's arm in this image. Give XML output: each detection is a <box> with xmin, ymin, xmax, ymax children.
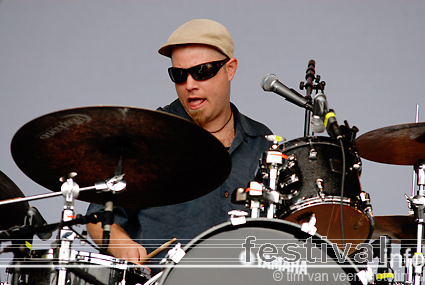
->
<box><xmin>86</xmin><ymin>222</ymin><xmax>148</xmax><ymax>265</ymax></box>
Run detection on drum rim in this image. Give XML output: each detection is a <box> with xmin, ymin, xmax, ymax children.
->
<box><xmin>158</xmin><ymin>218</ymin><xmax>362</xmax><ymax>285</ymax></box>
<box><xmin>10</xmin><ymin>249</ymin><xmax>151</xmax><ymax>283</ymax></box>
<box><xmin>26</xmin><ymin>249</ymin><xmax>145</xmax><ymax>272</ymax></box>
<box><xmin>282</xmin><ymin>135</ymin><xmax>339</xmax><ymax>145</ymax></box>
<box><xmin>282</xmin><ymin>195</ymin><xmax>374</xmax><ymax>220</ymax></box>
<box><xmin>29</xmin><ymin>249</ymin><xmax>126</xmax><ymax>263</ymax></box>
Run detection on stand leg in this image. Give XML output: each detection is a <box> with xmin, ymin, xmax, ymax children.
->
<box><xmin>408</xmin><ymin>160</ymin><xmax>425</xmax><ymax>285</ymax></box>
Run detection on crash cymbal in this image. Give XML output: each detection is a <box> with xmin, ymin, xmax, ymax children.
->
<box><xmin>11</xmin><ymin>106</ymin><xmax>231</xmax><ymax>208</ymax></box>
<box><xmin>356</xmin><ymin>122</ymin><xmax>425</xmax><ymax>165</ymax></box>
<box><xmin>0</xmin><ymin>171</ymin><xmax>29</xmax><ymax>230</ymax></box>
<box><xmin>372</xmin><ymin>215</ymin><xmax>416</xmax><ymax>242</ymax></box>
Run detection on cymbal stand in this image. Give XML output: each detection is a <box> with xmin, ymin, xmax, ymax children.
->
<box><xmin>56</xmin><ymin>173</ymin><xmax>79</xmax><ymax>285</ymax></box>
<box><xmin>0</xmin><ymin>183</ymin><xmax>93</xmax><ymax>208</ymax></box>
<box><xmin>373</xmin><ymin>236</ymin><xmax>395</xmax><ymax>285</ymax></box>
<box><xmin>0</xmin><ymin>175</ymin><xmax>127</xmax><ymax>209</ymax></box>
<box><xmin>405</xmin><ymin>160</ymin><xmax>425</xmax><ymax>285</ymax></box>
<box><xmin>54</xmin><ymin>173</ymin><xmax>126</xmax><ymax>285</ymax></box>
<box><xmin>0</xmin><ymin>173</ymin><xmax>125</xmax><ymax>284</ymax></box>
<box><xmin>410</xmin><ymin>105</ymin><xmax>420</xmax><ymax>215</ymax></box>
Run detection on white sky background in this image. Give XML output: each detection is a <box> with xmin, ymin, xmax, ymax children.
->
<box><xmin>0</xmin><ymin>0</ymin><xmax>424</xmax><ymax>276</ymax></box>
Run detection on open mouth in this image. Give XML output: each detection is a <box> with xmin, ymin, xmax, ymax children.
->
<box><xmin>188</xmin><ymin>98</ymin><xmax>206</xmax><ymax>110</ymax></box>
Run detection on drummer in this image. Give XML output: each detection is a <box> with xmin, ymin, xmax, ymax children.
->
<box><xmin>86</xmin><ymin>19</ymin><xmax>272</xmax><ymax>272</ymax></box>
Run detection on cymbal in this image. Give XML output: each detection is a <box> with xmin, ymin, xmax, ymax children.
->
<box><xmin>0</xmin><ymin>171</ymin><xmax>29</xmax><ymax>230</ymax></box>
<box><xmin>372</xmin><ymin>215</ymin><xmax>416</xmax><ymax>242</ymax></box>
<box><xmin>11</xmin><ymin>106</ymin><xmax>231</xmax><ymax>208</ymax></box>
<box><xmin>356</xmin><ymin>122</ymin><xmax>425</xmax><ymax>165</ymax></box>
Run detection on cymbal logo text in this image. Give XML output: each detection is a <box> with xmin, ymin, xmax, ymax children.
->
<box><xmin>39</xmin><ymin>114</ymin><xmax>92</xmax><ymax>140</ymax></box>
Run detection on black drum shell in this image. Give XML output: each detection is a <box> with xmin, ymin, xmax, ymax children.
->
<box><xmin>278</xmin><ymin>136</ymin><xmax>362</xmax><ymax>201</ymax></box>
<box><xmin>276</xmin><ymin>136</ymin><xmax>373</xmax><ymax>255</ymax></box>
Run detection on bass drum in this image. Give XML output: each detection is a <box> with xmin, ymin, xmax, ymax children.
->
<box><xmin>158</xmin><ymin>218</ymin><xmax>363</xmax><ymax>285</ymax></box>
<box><xmin>7</xmin><ymin>249</ymin><xmax>150</xmax><ymax>285</ymax></box>
<box><xmin>276</xmin><ymin>136</ymin><xmax>374</xmax><ymax>254</ymax></box>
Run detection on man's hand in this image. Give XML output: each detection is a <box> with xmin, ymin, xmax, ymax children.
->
<box><xmin>86</xmin><ymin>222</ymin><xmax>148</xmax><ymax>266</ymax></box>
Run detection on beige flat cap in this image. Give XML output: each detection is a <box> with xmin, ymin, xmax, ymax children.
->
<box><xmin>158</xmin><ymin>19</ymin><xmax>234</xmax><ymax>58</ymax></box>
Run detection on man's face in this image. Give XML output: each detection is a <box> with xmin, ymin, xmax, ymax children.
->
<box><xmin>171</xmin><ymin>44</ymin><xmax>236</xmax><ymax>127</ymax></box>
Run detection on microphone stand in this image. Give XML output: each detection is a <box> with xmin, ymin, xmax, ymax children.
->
<box><xmin>0</xmin><ymin>212</ymin><xmax>103</xmax><ymax>242</ymax></box>
<box><xmin>1</xmin><ymin>212</ymin><xmax>105</xmax><ymax>285</ymax></box>
<box><xmin>299</xmin><ymin>59</ymin><xmax>326</xmax><ymax>137</ymax></box>
<box><xmin>100</xmin><ymin>153</ymin><xmax>126</xmax><ymax>252</ymax></box>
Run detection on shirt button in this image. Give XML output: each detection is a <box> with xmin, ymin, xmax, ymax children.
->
<box><xmin>224</xmin><ymin>192</ymin><xmax>229</xmax><ymax>198</ymax></box>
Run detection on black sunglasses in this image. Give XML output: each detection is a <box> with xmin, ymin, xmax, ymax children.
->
<box><xmin>168</xmin><ymin>58</ymin><xmax>230</xmax><ymax>84</ymax></box>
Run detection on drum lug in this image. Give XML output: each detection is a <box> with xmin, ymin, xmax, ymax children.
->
<box><xmin>358</xmin><ymin>191</ymin><xmax>371</xmax><ymax>204</ymax></box>
<box><xmin>357</xmin><ymin>265</ymin><xmax>375</xmax><ymax>285</ymax></box>
<box><xmin>315</xmin><ymin>178</ymin><xmax>325</xmax><ymax>200</ymax></box>
<box><xmin>278</xmin><ymin>155</ymin><xmax>300</xmax><ymax>194</ymax></box>
<box><xmin>160</xmin><ymin>243</ymin><xmax>186</xmax><ymax>265</ymax></box>
<box><xmin>228</xmin><ymin>210</ymin><xmax>248</xmax><ymax>226</ymax></box>
<box><xmin>308</xmin><ymin>147</ymin><xmax>317</xmax><ymax>160</ymax></box>
<box><xmin>353</xmin><ymin>162</ymin><xmax>362</xmax><ymax>171</ymax></box>
<box><xmin>300</xmin><ymin>214</ymin><xmax>317</xmax><ymax>235</ymax></box>
<box><xmin>352</xmin><ymin>150</ymin><xmax>363</xmax><ymax>173</ymax></box>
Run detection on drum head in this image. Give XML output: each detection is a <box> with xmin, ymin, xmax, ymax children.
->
<box><xmin>284</xmin><ymin>203</ymin><xmax>372</xmax><ymax>253</ymax></box>
<box><xmin>159</xmin><ymin>219</ymin><xmax>362</xmax><ymax>285</ymax></box>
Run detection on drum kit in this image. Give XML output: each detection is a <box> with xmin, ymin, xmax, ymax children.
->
<box><xmin>0</xmin><ymin>106</ymin><xmax>231</xmax><ymax>285</ymax></box>
<box><xmin>0</xmin><ymin>65</ymin><xmax>424</xmax><ymax>285</ymax></box>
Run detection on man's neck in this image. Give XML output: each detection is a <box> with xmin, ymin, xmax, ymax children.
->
<box><xmin>210</xmin><ymin>115</ymin><xmax>235</xmax><ymax>149</ymax></box>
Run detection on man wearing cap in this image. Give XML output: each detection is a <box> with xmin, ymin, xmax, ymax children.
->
<box><xmin>86</xmin><ymin>19</ymin><xmax>272</xmax><ymax>272</ymax></box>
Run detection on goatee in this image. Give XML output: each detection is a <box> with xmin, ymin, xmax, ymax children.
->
<box><xmin>189</xmin><ymin>109</ymin><xmax>207</xmax><ymax>127</ymax></box>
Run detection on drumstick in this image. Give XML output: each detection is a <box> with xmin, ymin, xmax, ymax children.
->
<box><xmin>140</xmin><ymin>238</ymin><xmax>177</xmax><ymax>263</ymax></box>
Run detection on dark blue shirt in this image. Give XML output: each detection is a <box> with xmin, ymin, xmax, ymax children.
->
<box><xmin>87</xmin><ymin>99</ymin><xmax>272</xmax><ymax>266</ymax></box>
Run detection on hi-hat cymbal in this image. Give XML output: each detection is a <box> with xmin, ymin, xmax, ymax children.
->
<box><xmin>356</xmin><ymin>122</ymin><xmax>425</xmax><ymax>165</ymax></box>
<box><xmin>0</xmin><ymin>171</ymin><xmax>29</xmax><ymax>230</ymax></box>
<box><xmin>11</xmin><ymin>106</ymin><xmax>231</xmax><ymax>208</ymax></box>
<box><xmin>372</xmin><ymin>215</ymin><xmax>416</xmax><ymax>242</ymax></box>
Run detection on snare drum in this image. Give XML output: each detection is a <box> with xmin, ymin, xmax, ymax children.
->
<box><xmin>7</xmin><ymin>249</ymin><xmax>150</xmax><ymax>285</ymax></box>
<box><xmin>158</xmin><ymin>218</ymin><xmax>362</xmax><ymax>285</ymax></box>
<box><xmin>276</xmin><ymin>136</ymin><xmax>374</xmax><ymax>254</ymax></box>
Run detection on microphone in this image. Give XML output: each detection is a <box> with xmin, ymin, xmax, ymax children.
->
<box><xmin>101</xmin><ymin>194</ymin><xmax>115</xmax><ymax>251</ymax></box>
<box><xmin>25</xmin><ymin>206</ymin><xmax>52</xmax><ymax>241</ymax></box>
<box><xmin>311</xmin><ymin>92</ymin><xmax>328</xmax><ymax>133</ymax></box>
<box><xmin>310</xmin><ymin>92</ymin><xmax>342</xmax><ymax>139</ymax></box>
<box><xmin>261</xmin><ymin>74</ymin><xmax>313</xmax><ymax>111</ymax></box>
<box><xmin>324</xmin><ymin>110</ymin><xmax>343</xmax><ymax>140</ymax></box>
